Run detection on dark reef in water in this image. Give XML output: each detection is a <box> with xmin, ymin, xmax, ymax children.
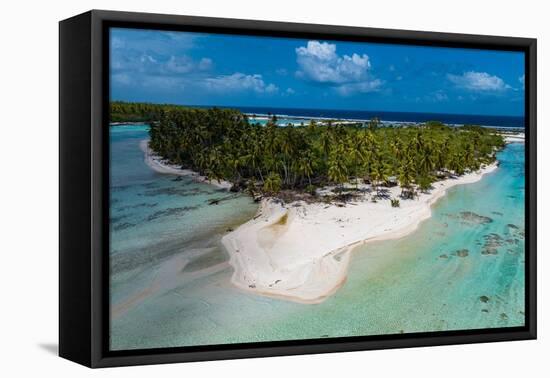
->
<box><xmin>146</xmin><ymin>205</ymin><xmax>201</xmax><ymax>221</ymax></box>
<box><xmin>459</xmin><ymin>211</ymin><xmax>493</xmax><ymax>225</ymax></box>
<box><xmin>113</xmin><ymin>222</ymin><xmax>136</xmax><ymax>231</ymax></box>
<box><xmin>110</xmin><ymin>215</ymin><xmax>128</xmax><ymax>223</ymax></box>
<box><xmin>481</xmin><ymin>233</ymin><xmax>504</xmax><ymax>255</ymax></box>
<box><xmin>142</xmin><ymin>186</ymin><xmax>211</xmax><ymax>197</ymax></box>
<box><xmin>505</xmin><ymin>223</ymin><xmax>525</xmax><ymax>239</ymax></box>
<box><xmin>452</xmin><ymin>249</ymin><xmax>469</xmax><ymax>257</ymax></box>
<box><xmin>443</xmin><ymin>211</ymin><xmax>493</xmax><ymax>225</ymax></box>
<box><xmin>116</xmin><ymin>202</ymin><xmax>158</xmax><ymax>212</ymax></box>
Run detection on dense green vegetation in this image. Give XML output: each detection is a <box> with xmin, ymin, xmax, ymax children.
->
<box><xmin>110</xmin><ymin>101</ymin><xmax>181</xmax><ymax>123</ymax></box>
<box><xmin>111</xmin><ymin>101</ymin><xmax>505</xmax><ymax>199</ymax></box>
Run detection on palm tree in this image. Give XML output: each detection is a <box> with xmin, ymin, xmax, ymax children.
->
<box><xmin>347</xmin><ymin>135</ymin><xmax>365</xmax><ymax>188</ymax></box>
<box><xmin>297</xmin><ymin>157</ymin><xmax>312</xmax><ymax>187</ymax></box>
<box><xmin>263</xmin><ymin>172</ymin><xmax>282</xmax><ymax>193</ymax></box>
<box><xmin>328</xmin><ymin>144</ymin><xmax>348</xmax><ymax>186</ymax></box>
<box><xmin>448</xmin><ymin>151</ymin><xmax>465</xmax><ymax>175</ymax></box>
<box><xmin>368</xmin><ymin>117</ymin><xmax>381</xmax><ymax>131</ymax></box>
<box><xmin>319</xmin><ymin>126</ymin><xmax>333</xmax><ymax>162</ymax></box>
<box><xmin>399</xmin><ymin>158</ymin><xmax>415</xmax><ymax>198</ymax></box>
<box><xmin>419</xmin><ymin>141</ymin><xmax>435</xmax><ymax>175</ymax></box>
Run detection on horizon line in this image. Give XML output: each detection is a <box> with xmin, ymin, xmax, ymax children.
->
<box><xmin>110</xmin><ymin>99</ymin><xmax>525</xmax><ymax>119</ymax></box>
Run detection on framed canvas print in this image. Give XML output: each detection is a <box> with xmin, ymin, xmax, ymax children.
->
<box><xmin>59</xmin><ymin>10</ymin><xmax>536</xmax><ymax>368</ymax></box>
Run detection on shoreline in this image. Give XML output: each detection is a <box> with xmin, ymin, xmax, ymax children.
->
<box><xmin>137</xmin><ymin>130</ymin><xmax>509</xmax><ymax>304</ymax></box>
<box><xmin>501</xmin><ymin>132</ymin><xmax>525</xmax><ymax>144</ymax></box>
<box><xmin>222</xmin><ymin>162</ymin><xmax>498</xmax><ymax>304</ymax></box>
<box><xmin>245</xmin><ymin>114</ymin><xmax>525</xmax><ymax>130</ymax></box>
<box><xmin>139</xmin><ymin>139</ymin><xmax>232</xmax><ymax>190</ymax></box>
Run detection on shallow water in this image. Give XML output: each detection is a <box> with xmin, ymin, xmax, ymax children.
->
<box><xmin>110</xmin><ymin>125</ymin><xmax>525</xmax><ymax>350</ymax></box>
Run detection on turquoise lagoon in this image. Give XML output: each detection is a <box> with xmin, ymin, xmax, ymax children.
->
<box><xmin>110</xmin><ymin>124</ymin><xmax>525</xmax><ymax>350</ymax></box>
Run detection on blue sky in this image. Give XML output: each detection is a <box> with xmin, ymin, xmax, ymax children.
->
<box><xmin>110</xmin><ymin>28</ymin><xmax>525</xmax><ymax>116</ymax></box>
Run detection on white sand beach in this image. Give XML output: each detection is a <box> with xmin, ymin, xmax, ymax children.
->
<box><xmin>140</xmin><ymin>139</ymin><xmax>232</xmax><ymax>190</ymax></box>
<box><xmin>501</xmin><ymin>132</ymin><xmax>525</xmax><ymax>144</ymax></box>
<box><xmin>222</xmin><ymin>163</ymin><xmax>498</xmax><ymax>304</ymax></box>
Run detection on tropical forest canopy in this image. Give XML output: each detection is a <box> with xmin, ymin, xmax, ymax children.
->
<box><xmin>110</xmin><ymin>101</ymin><xmax>505</xmax><ymax>197</ymax></box>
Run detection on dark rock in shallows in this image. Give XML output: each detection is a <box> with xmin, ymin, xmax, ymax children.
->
<box><xmin>479</xmin><ymin>295</ymin><xmax>490</xmax><ymax>303</ymax></box>
<box><xmin>453</xmin><ymin>249</ymin><xmax>469</xmax><ymax>257</ymax></box>
<box><xmin>481</xmin><ymin>247</ymin><xmax>498</xmax><ymax>255</ymax></box>
<box><xmin>439</xmin><ymin>254</ymin><xmax>448</xmax><ymax>259</ymax></box>
<box><xmin>500</xmin><ymin>313</ymin><xmax>509</xmax><ymax>320</ymax></box>
<box><xmin>112</xmin><ymin>222</ymin><xmax>136</xmax><ymax>231</ymax></box>
<box><xmin>481</xmin><ymin>233</ymin><xmax>504</xmax><ymax>255</ymax></box>
<box><xmin>459</xmin><ymin>211</ymin><xmax>493</xmax><ymax>225</ymax></box>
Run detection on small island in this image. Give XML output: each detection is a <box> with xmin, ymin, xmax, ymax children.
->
<box><xmin>107</xmin><ymin>28</ymin><xmax>527</xmax><ymax>350</ymax></box>
<box><xmin>111</xmin><ymin>101</ymin><xmax>507</xmax><ymax>303</ymax></box>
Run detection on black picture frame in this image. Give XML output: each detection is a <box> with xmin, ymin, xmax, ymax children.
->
<box><xmin>59</xmin><ymin>9</ymin><xmax>537</xmax><ymax>368</ymax></box>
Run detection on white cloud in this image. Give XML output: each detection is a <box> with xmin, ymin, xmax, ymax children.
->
<box><xmin>164</xmin><ymin>56</ymin><xmax>194</xmax><ymax>74</ymax></box>
<box><xmin>432</xmin><ymin>90</ymin><xmax>449</xmax><ymax>102</ymax></box>
<box><xmin>205</xmin><ymin>73</ymin><xmax>278</xmax><ymax>94</ymax></box>
<box><xmin>113</xmin><ymin>53</ymin><xmax>212</xmax><ymax>77</ymax></box>
<box><xmin>296</xmin><ymin>41</ymin><xmax>372</xmax><ymax>84</ymax></box>
<box><xmin>112</xmin><ymin>73</ymin><xmax>131</xmax><ymax>85</ymax></box>
<box><xmin>111</xmin><ymin>37</ymin><xmax>125</xmax><ymax>49</ymax></box>
<box><xmin>162</xmin><ymin>55</ymin><xmax>213</xmax><ymax>75</ymax></box>
<box><xmin>336</xmin><ymin>80</ymin><xmax>383</xmax><ymax>96</ymax></box>
<box><xmin>286</xmin><ymin>88</ymin><xmax>295</xmax><ymax>94</ymax></box>
<box><xmin>447</xmin><ymin>71</ymin><xmax>510</xmax><ymax>92</ymax></box>
<box><xmin>199</xmin><ymin>58</ymin><xmax>213</xmax><ymax>71</ymax></box>
<box><xmin>141</xmin><ymin>76</ymin><xmax>186</xmax><ymax>90</ymax></box>
<box><xmin>519</xmin><ymin>74</ymin><xmax>525</xmax><ymax>89</ymax></box>
<box><xmin>295</xmin><ymin>40</ymin><xmax>381</xmax><ymax>95</ymax></box>
<box><xmin>110</xmin><ymin>30</ymin><xmax>196</xmax><ymax>56</ymax></box>
<box><xmin>423</xmin><ymin>90</ymin><xmax>449</xmax><ymax>102</ymax></box>
<box><xmin>265</xmin><ymin>83</ymin><xmax>279</xmax><ymax>93</ymax></box>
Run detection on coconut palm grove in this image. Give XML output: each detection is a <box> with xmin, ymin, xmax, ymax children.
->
<box><xmin>110</xmin><ymin>101</ymin><xmax>505</xmax><ymax>201</ymax></box>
